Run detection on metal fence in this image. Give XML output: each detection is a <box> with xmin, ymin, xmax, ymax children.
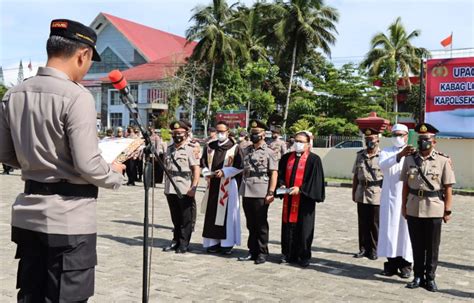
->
<box><xmin>312</xmin><ymin>135</ymin><xmax>363</xmax><ymax>148</ymax></box>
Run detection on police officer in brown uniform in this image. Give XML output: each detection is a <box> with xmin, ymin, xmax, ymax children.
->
<box><xmin>352</xmin><ymin>128</ymin><xmax>384</xmax><ymax>260</ymax></box>
<box><xmin>401</xmin><ymin>123</ymin><xmax>455</xmax><ymax>292</ymax></box>
<box><xmin>269</xmin><ymin>124</ymin><xmax>287</xmax><ymax>161</ymax></box>
<box><xmin>163</xmin><ymin>121</ymin><xmax>201</xmax><ymax>253</ymax></box>
<box><xmin>0</xmin><ymin>19</ymin><xmax>125</xmax><ymax>302</ymax></box>
<box><xmin>238</xmin><ymin>120</ymin><xmax>278</xmax><ymax>264</ymax></box>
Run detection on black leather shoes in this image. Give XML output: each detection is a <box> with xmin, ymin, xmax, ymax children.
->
<box><xmin>220</xmin><ymin>247</ymin><xmax>233</xmax><ymax>255</ymax></box>
<box><xmin>163</xmin><ymin>242</ymin><xmax>178</xmax><ymax>252</ymax></box>
<box><xmin>175</xmin><ymin>246</ymin><xmax>188</xmax><ymax>254</ymax></box>
<box><xmin>353</xmin><ymin>251</ymin><xmax>366</xmax><ymax>258</ymax></box>
<box><xmin>406</xmin><ymin>277</ymin><xmax>425</xmax><ymax>289</ymax></box>
<box><xmin>367</xmin><ymin>253</ymin><xmax>378</xmax><ymax>260</ymax></box>
<box><xmin>425</xmin><ymin>280</ymin><xmax>438</xmax><ymax>292</ymax></box>
<box><xmin>254</xmin><ymin>254</ymin><xmax>266</xmax><ymax>265</ymax></box>
<box><xmin>279</xmin><ymin>256</ymin><xmax>289</xmax><ymax>264</ymax></box>
<box><xmin>238</xmin><ymin>254</ymin><xmax>255</xmax><ymax>261</ymax></box>
<box><xmin>206</xmin><ymin>244</ymin><xmax>221</xmax><ymax>253</ymax></box>
<box><xmin>299</xmin><ymin>259</ymin><xmax>310</xmax><ymax>268</ymax></box>
<box><xmin>399</xmin><ymin>267</ymin><xmax>412</xmax><ymax>279</ymax></box>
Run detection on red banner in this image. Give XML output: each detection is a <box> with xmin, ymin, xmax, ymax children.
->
<box><xmin>215</xmin><ymin>110</ymin><xmax>247</xmax><ymax>129</ymax></box>
<box><xmin>425</xmin><ymin>57</ymin><xmax>474</xmax><ymax>138</ymax></box>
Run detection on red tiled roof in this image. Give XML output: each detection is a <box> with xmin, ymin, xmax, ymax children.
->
<box><xmin>100</xmin><ymin>53</ymin><xmax>187</xmax><ymax>82</ymax></box>
<box><xmin>101</xmin><ymin>13</ymin><xmax>196</xmax><ymax>62</ymax></box>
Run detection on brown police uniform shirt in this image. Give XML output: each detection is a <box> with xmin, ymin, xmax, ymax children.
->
<box><xmin>240</xmin><ymin>143</ymin><xmax>278</xmax><ymax>198</ymax></box>
<box><xmin>400</xmin><ymin>150</ymin><xmax>456</xmax><ymax>218</ymax></box>
<box><xmin>352</xmin><ymin>148</ymin><xmax>384</xmax><ymax>205</ymax></box>
<box><xmin>269</xmin><ymin>138</ymin><xmax>287</xmax><ymax>160</ymax></box>
<box><xmin>0</xmin><ymin>67</ymin><xmax>123</xmax><ymax>235</ymax></box>
<box><xmin>164</xmin><ymin>143</ymin><xmax>200</xmax><ymax>195</ymax></box>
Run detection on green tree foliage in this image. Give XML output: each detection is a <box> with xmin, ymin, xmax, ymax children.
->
<box><xmin>0</xmin><ymin>84</ymin><xmax>7</xmax><ymax>99</ymax></box>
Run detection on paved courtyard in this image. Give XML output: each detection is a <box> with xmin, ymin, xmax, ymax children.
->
<box><xmin>0</xmin><ymin>173</ymin><xmax>473</xmax><ymax>302</ymax></box>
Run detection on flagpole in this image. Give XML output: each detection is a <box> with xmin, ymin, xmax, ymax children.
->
<box><xmin>450</xmin><ymin>31</ymin><xmax>453</xmax><ymax>58</ymax></box>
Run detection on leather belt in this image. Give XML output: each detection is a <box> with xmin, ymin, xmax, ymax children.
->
<box><xmin>24</xmin><ymin>180</ymin><xmax>98</xmax><ymax>198</ymax></box>
<box><xmin>409</xmin><ymin>187</ymin><xmax>442</xmax><ymax>198</ymax></box>
<box><xmin>363</xmin><ymin>180</ymin><xmax>383</xmax><ymax>187</ymax></box>
<box><xmin>245</xmin><ymin>171</ymin><xmax>267</xmax><ymax>178</ymax></box>
<box><xmin>169</xmin><ymin>171</ymin><xmax>191</xmax><ymax>178</ymax></box>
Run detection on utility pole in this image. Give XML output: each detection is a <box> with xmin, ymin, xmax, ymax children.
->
<box><xmin>190</xmin><ymin>62</ymin><xmax>196</xmax><ymax>132</ymax></box>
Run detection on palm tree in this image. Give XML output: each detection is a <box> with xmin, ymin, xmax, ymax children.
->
<box><xmin>186</xmin><ymin>0</ymin><xmax>246</xmax><ymax>133</ymax></box>
<box><xmin>233</xmin><ymin>4</ymin><xmax>268</xmax><ymax>62</ymax></box>
<box><xmin>271</xmin><ymin>0</ymin><xmax>339</xmax><ymax>130</ymax></box>
<box><xmin>361</xmin><ymin>17</ymin><xmax>430</xmax><ymax>121</ymax></box>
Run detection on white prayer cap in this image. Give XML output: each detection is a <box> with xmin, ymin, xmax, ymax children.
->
<box><xmin>391</xmin><ymin>124</ymin><xmax>408</xmax><ymax>133</ymax></box>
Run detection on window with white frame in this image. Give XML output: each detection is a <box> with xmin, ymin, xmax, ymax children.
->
<box><xmin>110</xmin><ymin>113</ymin><xmax>122</xmax><ymax>127</ymax></box>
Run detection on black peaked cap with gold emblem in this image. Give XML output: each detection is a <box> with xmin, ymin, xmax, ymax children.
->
<box><xmin>361</xmin><ymin>128</ymin><xmax>380</xmax><ymax>136</ymax></box>
<box><xmin>249</xmin><ymin>119</ymin><xmax>268</xmax><ymax>131</ymax></box>
<box><xmin>169</xmin><ymin>120</ymin><xmax>189</xmax><ymax>131</ymax></box>
<box><xmin>415</xmin><ymin>123</ymin><xmax>439</xmax><ymax>135</ymax></box>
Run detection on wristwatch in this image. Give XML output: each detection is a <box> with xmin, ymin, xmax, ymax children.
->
<box><xmin>444</xmin><ymin>210</ymin><xmax>452</xmax><ymax>216</ymax></box>
<box><xmin>267</xmin><ymin>191</ymin><xmax>275</xmax><ymax>196</ymax></box>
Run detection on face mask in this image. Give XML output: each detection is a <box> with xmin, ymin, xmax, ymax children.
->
<box><xmin>173</xmin><ymin>135</ymin><xmax>185</xmax><ymax>144</ymax></box>
<box><xmin>217</xmin><ymin>132</ymin><xmax>227</xmax><ymax>142</ymax></box>
<box><xmin>294</xmin><ymin>142</ymin><xmax>306</xmax><ymax>153</ymax></box>
<box><xmin>418</xmin><ymin>139</ymin><xmax>432</xmax><ymax>151</ymax></box>
<box><xmin>250</xmin><ymin>133</ymin><xmax>262</xmax><ymax>143</ymax></box>
<box><xmin>366</xmin><ymin>140</ymin><xmax>377</xmax><ymax>150</ymax></box>
<box><xmin>391</xmin><ymin>136</ymin><xmax>406</xmax><ymax>148</ymax></box>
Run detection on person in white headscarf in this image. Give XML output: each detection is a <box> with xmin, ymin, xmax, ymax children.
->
<box><xmin>377</xmin><ymin>124</ymin><xmax>415</xmax><ymax>278</ymax></box>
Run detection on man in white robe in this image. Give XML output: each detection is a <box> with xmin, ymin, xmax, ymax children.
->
<box><xmin>377</xmin><ymin>124</ymin><xmax>415</xmax><ymax>278</ymax></box>
<box><xmin>200</xmin><ymin>122</ymin><xmax>243</xmax><ymax>254</ymax></box>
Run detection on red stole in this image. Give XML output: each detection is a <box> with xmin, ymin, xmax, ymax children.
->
<box><xmin>283</xmin><ymin>151</ymin><xmax>309</xmax><ymax>223</ymax></box>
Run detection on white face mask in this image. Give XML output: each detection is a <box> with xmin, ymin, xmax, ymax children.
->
<box><xmin>294</xmin><ymin>142</ymin><xmax>306</xmax><ymax>153</ymax></box>
<box><xmin>391</xmin><ymin>135</ymin><xmax>406</xmax><ymax>148</ymax></box>
<box><xmin>217</xmin><ymin>132</ymin><xmax>227</xmax><ymax>142</ymax></box>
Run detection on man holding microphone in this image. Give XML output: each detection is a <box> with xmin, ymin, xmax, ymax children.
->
<box><xmin>0</xmin><ymin>19</ymin><xmax>124</xmax><ymax>302</ymax></box>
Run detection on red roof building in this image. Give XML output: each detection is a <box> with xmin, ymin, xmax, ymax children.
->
<box><xmin>83</xmin><ymin>13</ymin><xmax>196</xmax><ymax>129</ymax></box>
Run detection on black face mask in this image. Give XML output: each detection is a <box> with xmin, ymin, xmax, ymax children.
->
<box><xmin>250</xmin><ymin>133</ymin><xmax>262</xmax><ymax>143</ymax></box>
<box><xmin>173</xmin><ymin>135</ymin><xmax>185</xmax><ymax>144</ymax></box>
<box><xmin>418</xmin><ymin>139</ymin><xmax>432</xmax><ymax>151</ymax></box>
<box><xmin>366</xmin><ymin>140</ymin><xmax>377</xmax><ymax>150</ymax></box>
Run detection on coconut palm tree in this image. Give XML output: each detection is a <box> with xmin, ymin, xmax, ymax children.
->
<box><xmin>186</xmin><ymin>0</ymin><xmax>246</xmax><ymax>133</ymax></box>
<box><xmin>361</xmin><ymin>17</ymin><xmax>430</xmax><ymax>120</ymax></box>
<box><xmin>271</xmin><ymin>0</ymin><xmax>339</xmax><ymax>130</ymax></box>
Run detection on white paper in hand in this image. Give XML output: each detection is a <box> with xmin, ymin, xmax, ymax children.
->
<box><xmin>98</xmin><ymin>138</ymin><xmax>143</xmax><ymax>164</ymax></box>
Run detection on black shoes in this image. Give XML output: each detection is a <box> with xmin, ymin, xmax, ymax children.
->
<box><xmin>220</xmin><ymin>247</ymin><xmax>233</xmax><ymax>255</ymax></box>
<box><xmin>279</xmin><ymin>256</ymin><xmax>290</xmax><ymax>264</ymax></box>
<box><xmin>175</xmin><ymin>246</ymin><xmax>188</xmax><ymax>254</ymax></box>
<box><xmin>163</xmin><ymin>241</ymin><xmax>178</xmax><ymax>252</ymax></box>
<box><xmin>238</xmin><ymin>254</ymin><xmax>256</xmax><ymax>261</ymax></box>
<box><xmin>298</xmin><ymin>259</ymin><xmax>310</xmax><ymax>268</ymax></box>
<box><xmin>367</xmin><ymin>253</ymin><xmax>378</xmax><ymax>260</ymax></box>
<box><xmin>424</xmin><ymin>280</ymin><xmax>438</xmax><ymax>292</ymax></box>
<box><xmin>353</xmin><ymin>251</ymin><xmax>366</xmax><ymax>258</ymax></box>
<box><xmin>399</xmin><ymin>267</ymin><xmax>412</xmax><ymax>279</ymax></box>
<box><xmin>353</xmin><ymin>250</ymin><xmax>377</xmax><ymax>260</ymax></box>
<box><xmin>406</xmin><ymin>277</ymin><xmax>425</xmax><ymax>289</ymax></box>
<box><xmin>254</xmin><ymin>254</ymin><xmax>266</xmax><ymax>265</ymax></box>
<box><xmin>206</xmin><ymin>244</ymin><xmax>221</xmax><ymax>253</ymax></box>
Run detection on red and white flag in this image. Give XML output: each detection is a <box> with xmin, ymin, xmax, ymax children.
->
<box><xmin>440</xmin><ymin>33</ymin><xmax>453</xmax><ymax>47</ymax></box>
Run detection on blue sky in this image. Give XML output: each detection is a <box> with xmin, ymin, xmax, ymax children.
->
<box><xmin>1</xmin><ymin>0</ymin><xmax>473</xmax><ymax>85</ymax></box>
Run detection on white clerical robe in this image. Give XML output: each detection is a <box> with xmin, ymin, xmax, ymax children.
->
<box><xmin>203</xmin><ymin>166</ymin><xmax>242</xmax><ymax>248</ymax></box>
<box><xmin>377</xmin><ymin>145</ymin><xmax>413</xmax><ymax>262</ymax></box>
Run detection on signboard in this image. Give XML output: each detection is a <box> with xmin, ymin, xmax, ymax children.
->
<box><xmin>425</xmin><ymin>57</ymin><xmax>474</xmax><ymax>138</ymax></box>
<box><xmin>215</xmin><ymin>110</ymin><xmax>247</xmax><ymax>129</ymax></box>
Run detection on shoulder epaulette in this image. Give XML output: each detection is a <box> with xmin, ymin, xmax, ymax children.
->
<box><xmin>435</xmin><ymin>151</ymin><xmax>450</xmax><ymax>158</ymax></box>
<box><xmin>357</xmin><ymin>149</ymin><xmax>365</xmax><ymax>154</ymax></box>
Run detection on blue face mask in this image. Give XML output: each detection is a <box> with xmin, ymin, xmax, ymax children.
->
<box><xmin>366</xmin><ymin>140</ymin><xmax>377</xmax><ymax>150</ymax></box>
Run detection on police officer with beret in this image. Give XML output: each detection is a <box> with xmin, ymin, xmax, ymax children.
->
<box><xmin>0</xmin><ymin>19</ymin><xmax>125</xmax><ymax>302</ymax></box>
<box><xmin>238</xmin><ymin>120</ymin><xmax>278</xmax><ymax>264</ymax></box>
<box><xmin>163</xmin><ymin>121</ymin><xmax>201</xmax><ymax>253</ymax></box>
<box><xmin>401</xmin><ymin>123</ymin><xmax>456</xmax><ymax>292</ymax></box>
<box><xmin>352</xmin><ymin>128</ymin><xmax>384</xmax><ymax>260</ymax></box>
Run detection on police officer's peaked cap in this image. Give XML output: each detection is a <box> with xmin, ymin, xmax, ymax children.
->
<box><xmin>361</xmin><ymin>128</ymin><xmax>380</xmax><ymax>136</ymax></box>
<box><xmin>50</xmin><ymin>19</ymin><xmax>101</xmax><ymax>62</ymax></box>
<box><xmin>270</xmin><ymin>123</ymin><xmax>282</xmax><ymax>134</ymax></box>
<box><xmin>169</xmin><ymin>120</ymin><xmax>189</xmax><ymax>131</ymax></box>
<box><xmin>249</xmin><ymin>120</ymin><xmax>267</xmax><ymax>131</ymax></box>
<box><xmin>415</xmin><ymin>123</ymin><xmax>439</xmax><ymax>135</ymax></box>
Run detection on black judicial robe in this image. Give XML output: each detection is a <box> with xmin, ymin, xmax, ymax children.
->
<box><xmin>277</xmin><ymin>151</ymin><xmax>325</xmax><ymax>261</ymax></box>
<box><xmin>200</xmin><ymin>140</ymin><xmax>243</xmax><ymax>239</ymax></box>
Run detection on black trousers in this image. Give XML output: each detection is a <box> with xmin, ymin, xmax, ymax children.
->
<box><xmin>153</xmin><ymin>154</ymin><xmax>165</xmax><ymax>184</ymax></box>
<box><xmin>135</xmin><ymin>158</ymin><xmax>143</xmax><ymax>180</ymax></box>
<box><xmin>166</xmin><ymin>194</ymin><xmax>194</xmax><ymax>248</ymax></box>
<box><xmin>357</xmin><ymin>203</ymin><xmax>379</xmax><ymax>255</ymax></box>
<box><xmin>12</xmin><ymin>227</ymin><xmax>96</xmax><ymax>303</ymax></box>
<box><xmin>242</xmin><ymin>197</ymin><xmax>269</xmax><ymax>256</ymax></box>
<box><xmin>125</xmin><ymin>159</ymin><xmax>136</xmax><ymax>184</ymax></box>
<box><xmin>407</xmin><ymin>216</ymin><xmax>442</xmax><ymax>281</ymax></box>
